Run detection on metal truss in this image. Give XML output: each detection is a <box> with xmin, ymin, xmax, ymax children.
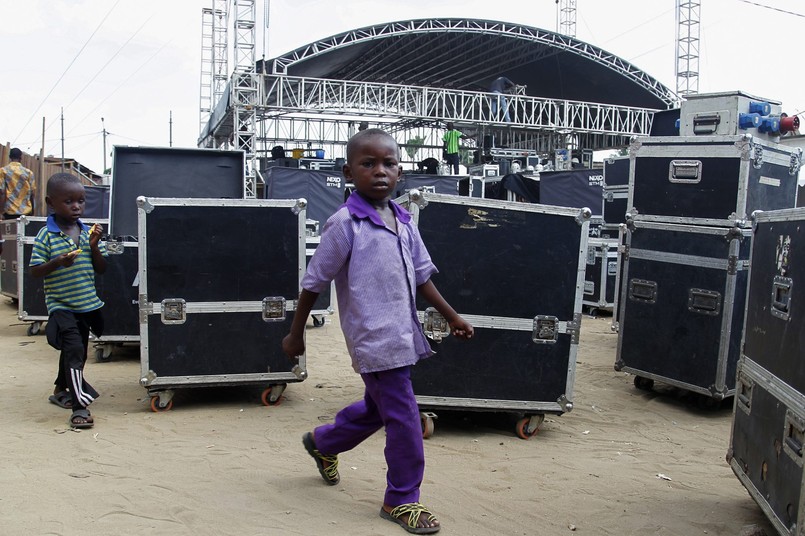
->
<box><xmin>675</xmin><ymin>0</ymin><xmax>700</xmax><ymax>97</ymax></box>
<box><xmin>200</xmin><ymin>74</ymin><xmax>650</xmax><ymax>165</ymax></box>
<box><xmin>270</xmin><ymin>18</ymin><xmax>677</xmax><ymax>107</ymax></box>
<box><xmin>257</xmin><ymin>75</ymin><xmax>654</xmax><ymax>136</ymax></box>
<box><xmin>199</xmin><ymin>1</ymin><xmax>229</xmax><ymax>137</ymax></box>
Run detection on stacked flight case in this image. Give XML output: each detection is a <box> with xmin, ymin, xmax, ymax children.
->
<box><xmin>136</xmin><ymin>197</ymin><xmax>307</xmax><ymax>411</ymax></box>
<box><xmin>616</xmin><ymin>117</ymin><xmax>802</xmax><ymax>401</ymax></box>
<box><xmin>727</xmin><ymin>207</ymin><xmax>805</xmax><ymax>536</ymax></box>
<box><xmin>94</xmin><ymin>146</ymin><xmax>246</xmax><ymax>360</ymax></box>
<box><xmin>402</xmin><ymin>191</ymin><xmax>590</xmax><ymax>439</ymax></box>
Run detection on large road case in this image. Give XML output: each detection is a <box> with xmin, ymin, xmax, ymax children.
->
<box><xmin>402</xmin><ymin>191</ymin><xmax>591</xmax><ymax>439</ymax></box>
<box><xmin>93</xmin><ymin>239</ymin><xmax>140</xmax><ymax>361</ymax></box>
<box><xmin>110</xmin><ymin>146</ymin><xmax>245</xmax><ymax>238</ymax></box>
<box><xmin>614</xmin><ymin>219</ymin><xmax>752</xmax><ymax>402</ymax></box>
<box><xmin>741</xmin><ymin>208</ymin><xmax>805</xmax><ymax>394</ymax></box>
<box><xmin>728</xmin><ymin>362</ymin><xmax>804</xmax><ymax>536</ymax></box>
<box><xmin>583</xmin><ymin>237</ymin><xmax>618</xmax><ymax>313</ymax></box>
<box><xmin>137</xmin><ymin>197</ymin><xmax>307</xmax><ymax>411</ymax></box>
<box><xmin>727</xmin><ymin>207</ymin><xmax>805</xmax><ymax>536</ymax></box>
<box><xmin>628</xmin><ymin>135</ymin><xmax>801</xmax><ymax>227</ymax></box>
<box><xmin>1</xmin><ymin>219</ymin><xmax>19</xmax><ymax>300</ymax></box>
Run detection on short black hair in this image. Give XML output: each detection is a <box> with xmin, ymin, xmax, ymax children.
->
<box><xmin>9</xmin><ymin>147</ymin><xmax>22</xmax><ymax>159</ymax></box>
<box><xmin>46</xmin><ymin>172</ymin><xmax>83</xmax><ymax>196</ymax></box>
<box><xmin>345</xmin><ymin>128</ymin><xmax>398</xmax><ymax>162</ymax></box>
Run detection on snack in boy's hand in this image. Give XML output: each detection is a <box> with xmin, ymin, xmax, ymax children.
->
<box><xmin>68</xmin><ymin>249</ymin><xmax>82</xmax><ymax>258</ymax></box>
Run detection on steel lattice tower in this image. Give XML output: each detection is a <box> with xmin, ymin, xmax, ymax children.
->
<box><xmin>557</xmin><ymin>0</ymin><xmax>577</xmax><ymax>37</ymax></box>
<box><xmin>675</xmin><ymin>0</ymin><xmax>700</xmax><ymax>97</ymax></box>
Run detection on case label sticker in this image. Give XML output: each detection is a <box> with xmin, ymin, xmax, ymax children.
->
<box><xmin>759</xmin><ymin>176</ymin><xmax>781</xmax><ymax>187</ymax></box>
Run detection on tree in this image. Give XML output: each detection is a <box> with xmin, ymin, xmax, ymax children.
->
<box><xmin>404</xmin><ymin>136</ymin><xmax>425</xmax><ymax>160</ymax></box>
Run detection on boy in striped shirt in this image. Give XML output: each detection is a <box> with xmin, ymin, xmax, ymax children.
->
<box><xmin>30</xmin><ymin>173</ymin><xmax>107</xmax><ymax>429</ymax></box>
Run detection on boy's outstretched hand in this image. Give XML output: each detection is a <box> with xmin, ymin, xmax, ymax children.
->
<box><xmin>449</xmin><ymin>317</ymin><xmax>474</xmax><ymax>340</ymax></box>
<box><xmin>282</xmin><ymin>333</ymin><xmax>305</xmax><ymax>360</ymax></box>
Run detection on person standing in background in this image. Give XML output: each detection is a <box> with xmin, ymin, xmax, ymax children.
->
<box><xmin>442</xmin><ymin>122</ymin><xmax>463</xmax><ymax>175</ymax></box>
<box><xmin>1</xmin><ymin>147</ymin><xmax>36</xmax><ymax>220</ymax></box>
<box><xmin>489</xmin><ymin>76</ymin><xmax>516</xmax><ymax>122</ymax></box>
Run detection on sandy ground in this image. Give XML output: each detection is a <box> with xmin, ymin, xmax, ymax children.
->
<box><xmin>0</xmin><ymin>297</ymin><xmax>775</xmax><ymax>536</ymax></box>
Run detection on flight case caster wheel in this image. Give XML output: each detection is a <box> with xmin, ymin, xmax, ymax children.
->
<box><xmin>312</xmin><ymin>315</ymin><xmax>325</xmax><ymax>327</ymax></box>
<box><xmin>420</xmin><ymin>412</ymin><xmax>437</xmax><ymax>439</ymax></box>
<box><xmin>27</xmin><ymin>321</ymin><xmax>42</xmax><ymax>336</ymax></box>
<box><xmin>95</xmin><ymin>345</ymin><xmax>112</xmax><ymax>363</ymax></box>
<box><xmin>634</xmin><ymin>376</ymin><xmax>654</xmax><ymax>391</ymax></box>
<box><xmin>516</xmin><ymin>414</ymin><xmax>545</xmax><ymax>440</ymax></box>
<box><xmin>262</xmin><ymin>384</ymin><xmax>287</xmax><ymax>406</ymax></box>
<box><xmin>150</xmin><ymin>395</ymin><xmax>174</xmax><ymax>412</ymax></box>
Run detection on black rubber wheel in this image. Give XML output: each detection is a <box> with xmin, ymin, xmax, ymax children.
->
<box><xmin>27</xmin><ymin>322</ymin><xmax>41</xmax><ymax>336</ymax></box>
<box><xmin>634</xmin><ymin>376</ymin><xmax>654</xmax><ymax>391</ymax></box>
<box><xmin>312</xmin><ymin>315</ymin><xmax>325</xmax><ymax>327</ymax></box>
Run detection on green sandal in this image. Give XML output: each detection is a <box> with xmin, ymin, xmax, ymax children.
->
<box><xmin>380</xmin><ymin>503</ymin><xmax>440</xmax><ymax>534</ymax></box>
<box><xmin>302</xmin><ymin>432</ymin><xmax>340</xmax><ymax>485</ymax></box>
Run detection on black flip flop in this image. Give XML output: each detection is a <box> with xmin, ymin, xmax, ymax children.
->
<box><xmin>69</xmin><ymin>408</ymin><xmax>94</xmax><ymax>429</ymax></box>
<box><xmin>48</xmin><ymin>391</ymin><xmax>73</xmax><ymax>409</ymax></box>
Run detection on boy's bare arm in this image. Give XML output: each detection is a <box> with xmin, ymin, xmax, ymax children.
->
<box><xmin>89</xmin><ymin>224</ymin><xmax>107</xmax><ymax>274</ymax></box>
<box><xmin>31</xmin><ymin>253</ymin><xmax>78</xmax><ymax>278</ymax></box>
<box><xmin>417</xmin><ymin>280</ymin><xmax>474</xmax><ymax>339</ymax></box>
<box><xmin>282</xmin><ymin>288</ymin><xmax>321</xmax><ymax>358</ymax></box>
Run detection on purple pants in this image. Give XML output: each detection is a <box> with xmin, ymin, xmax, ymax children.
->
<box><xmin>314</xmin><ymin>366</ymin><xmax>424</xmax><ymax>506</ymax></box>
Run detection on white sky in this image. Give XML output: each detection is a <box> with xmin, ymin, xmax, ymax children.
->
<box><xmin>2</xmin><ymin>0</ymin><xmax>803</xmax><ymax>173</ymax></box>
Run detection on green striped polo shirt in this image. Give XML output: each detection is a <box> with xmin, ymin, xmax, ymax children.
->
<box><xmin>30</xmin><ymin>216</ymin><xmax>107</xmax><ymax>314</ymax></box>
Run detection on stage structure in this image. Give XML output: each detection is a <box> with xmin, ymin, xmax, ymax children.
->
<box><xmin>198</xmin><ymin>12</ymin><xmax>678</xmax><ymax>198</ymax></box>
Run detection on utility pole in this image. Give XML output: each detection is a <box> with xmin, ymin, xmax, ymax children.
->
<box><xmin>60</xmin><ymin>107</ymin><xmax>65</xmax><ymax>172</ymax></box>
<box><xmin>169</xmin><ymin>111</ymin><xmax>173</xmax><ymax>147</ymax></box>
<box><xmin>102</xmin><ymin>117</ymin><xmax>108</xmax><ymax>174</ymax></box>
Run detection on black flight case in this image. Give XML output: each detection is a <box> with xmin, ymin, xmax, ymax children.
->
<box><xmin>728</xmin><ymin>207</ymin><xmax>805</xmax><ymax>536</ymax></box>
<box><xmin>614</xmin><ymin>219</ymin><xmax>752</xmax><ymax>403</ymax></box>
<box><xmin>628</xmin><ymin>134</ymin><xmax>802</xmax><ymax>227</ymax></box>
<box><xmin>401</xmin><ymin>191</ymin><xmax>591</xmax><ymax>439</ymax></box>
<box><xmin>136</xmin><ymin>197</ymin><xmax>307</xmax><ymax>411</ymax></box>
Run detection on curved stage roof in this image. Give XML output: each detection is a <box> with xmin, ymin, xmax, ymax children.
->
<box><xmin>269</xmin><ymin>18</ymin><xmax>677</xmax><ymax>111</ymax></box>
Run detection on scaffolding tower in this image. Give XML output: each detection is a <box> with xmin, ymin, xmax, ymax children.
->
<box><xmin>675</xmin><ymin>0</ymin><xmax>701</xmax><ymax>97</ymax></box>
<box><xmin>557</xmin><ymin>0</ymin><xmax>577</xmax><ymax>38</ymax></box>
<box><xmin>199</xmin><ymin>1</ymin><xmax>229</xmax><ymax>140</ymax></box>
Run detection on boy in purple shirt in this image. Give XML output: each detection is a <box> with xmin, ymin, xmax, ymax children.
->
<box><xmin>282</xmin><ymin>128</ymin><xmax>473</xmax><ymax>534</ymax></box>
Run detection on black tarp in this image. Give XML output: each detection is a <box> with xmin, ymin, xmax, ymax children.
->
<box><xmin>263</xmin><ymin>167</ymin><xmax>346</xmax><ymax>225</ymax></box>
<box><xmin>538</xmin><ymin>169</ymin><xmax>603</xmax><ymax>216</ymax></box>
<box><xmin>394</xmin><ymin>174</ymin><xmax>464</xmax><ymax>198</ymax></box>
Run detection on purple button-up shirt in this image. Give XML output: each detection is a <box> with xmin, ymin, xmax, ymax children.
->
<box><xmin>301</xmin><ymin>192</ymin><xmax>438</xmax><ymax>373</ymax></box>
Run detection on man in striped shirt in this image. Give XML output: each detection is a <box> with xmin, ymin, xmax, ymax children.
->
<box><xmin>30</xmin><ymin>173</ymin><xmax>107</xmax><ymax>429</ymax></box>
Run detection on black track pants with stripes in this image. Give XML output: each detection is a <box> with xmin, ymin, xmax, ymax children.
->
<box><xmin>46</xmin><ymin>309</ymin><xmax>104</xmax><ymax>409</ymax></box>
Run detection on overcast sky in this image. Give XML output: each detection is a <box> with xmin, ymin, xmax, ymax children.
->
<box><xmin>2</xmin><ymin>0</ymin><xmax>803</xmax><ymax>173</ymax></box>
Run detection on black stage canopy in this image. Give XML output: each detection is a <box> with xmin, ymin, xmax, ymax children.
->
<box><xmin>268</xmin><ymin>18</ymin><xmax>676</xmax><ymax>110</ymax></box>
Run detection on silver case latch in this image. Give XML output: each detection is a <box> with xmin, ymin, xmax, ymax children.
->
<box><xmin>423</xmin><ymin>307</ymin><xmax>449</xmax><ymax>342</ymax></box>
<box><xmin>262</xmin><ymin>297</ymin><xmax>287</xmax><ymax>322</ymax></box>
<box><xmin>161</xmin><ymin>298</ymin><xmax>187</xmax><ymax>324</ymax></box>
<box><xmin>532</xmin><ymin>315</ymin><xmax>559</xmax><ymax>344</ymax></box>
